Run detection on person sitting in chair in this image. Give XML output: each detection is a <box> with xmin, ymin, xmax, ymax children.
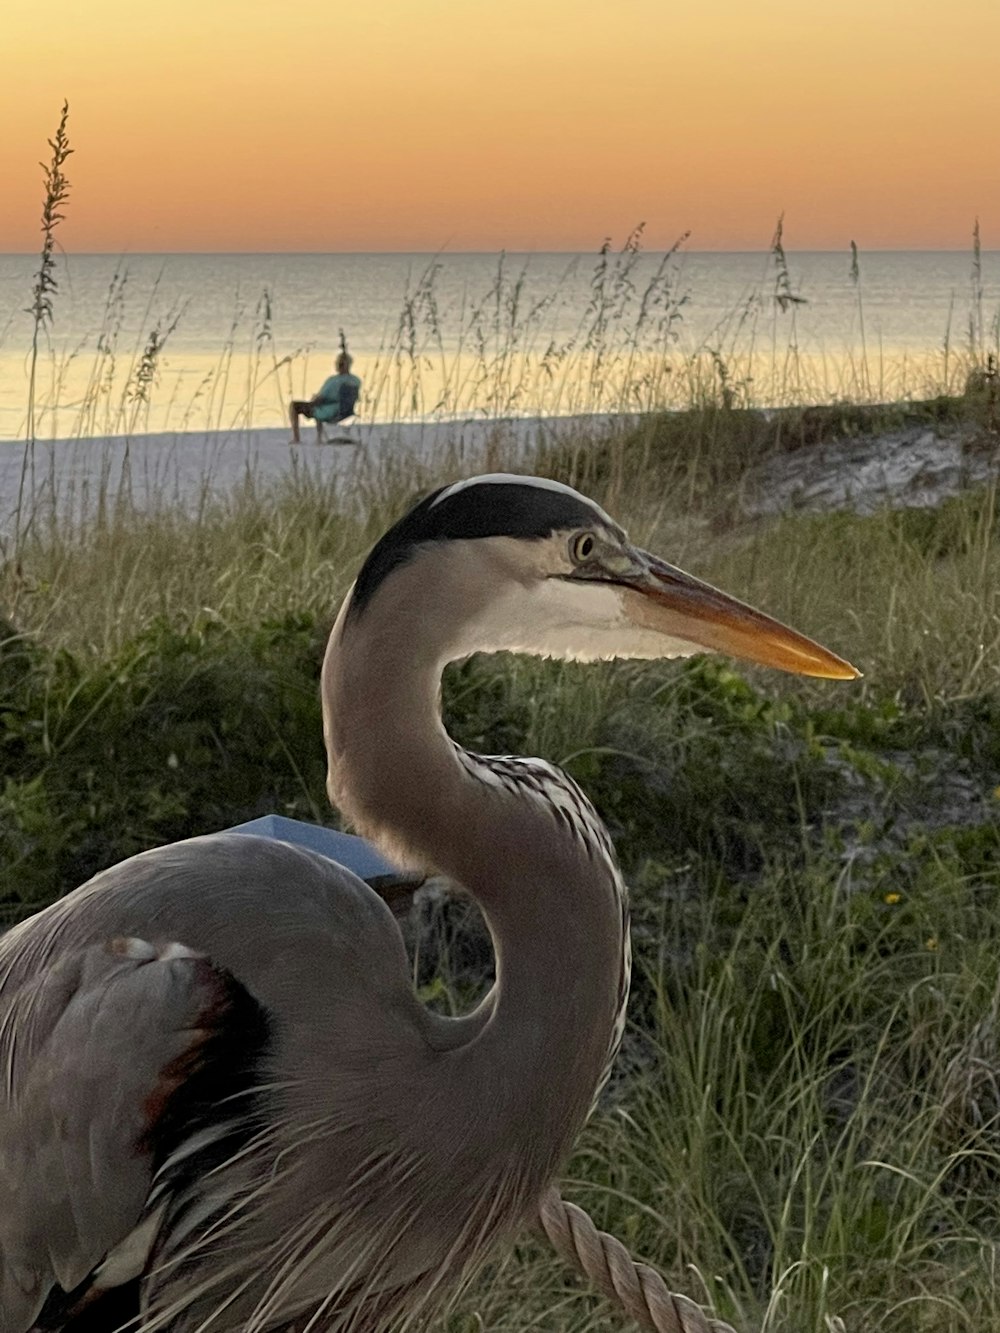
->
<box><xmin>289</xmin><ymin>352</ymin><xmax>361</xmax><ymax>444</ymax></box>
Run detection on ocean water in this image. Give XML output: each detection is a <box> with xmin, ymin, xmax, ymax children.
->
<box><xmin>0</xmin><ymin>250</ymin><xmax>997</xmax><ymax>441</ymax></box>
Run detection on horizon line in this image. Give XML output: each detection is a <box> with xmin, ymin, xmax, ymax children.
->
<box><xmin>0</xmin><ymin>246</ymin><xmax>995</xmax><ymax>258</ymax></box>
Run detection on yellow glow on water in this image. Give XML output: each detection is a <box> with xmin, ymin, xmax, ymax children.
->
<box><xmin>2</xmin><ymin>0</ymin><xmax>999</xmax><ymax>252</ymax></box>
<box><xmin>0</xmin><ymin>339</ymin><xmax>967</xmax><ymax>442</ymax></box>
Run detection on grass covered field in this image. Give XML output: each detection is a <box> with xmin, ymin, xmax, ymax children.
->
<box><xmin>3</xmin><ymin>398</ymin><xmax>1000</xmax><ymax>1331</ymax></box>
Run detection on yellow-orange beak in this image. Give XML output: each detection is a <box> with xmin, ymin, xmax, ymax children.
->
<box><xmin>618</xmin><ymin>550</ymin><xmax>859</xmax><ymax>680</ymax></box>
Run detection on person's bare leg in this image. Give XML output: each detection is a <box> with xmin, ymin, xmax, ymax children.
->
<box><xmin>289</xmin><ymin>402</ymin><xmax>301</xmax><ymax>444</ymax></box>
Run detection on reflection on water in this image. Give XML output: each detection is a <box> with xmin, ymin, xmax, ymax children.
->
<box><xmin>0</xmin><ymin>249</ymin><xmax>997</xmax><ymax>440</ymax></box>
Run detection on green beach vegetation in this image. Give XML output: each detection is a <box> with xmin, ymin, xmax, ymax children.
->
<box><xmin>3</xmin><ymin>110</ymin><xmax>1000</xmax><ymax>1331</ymax></box>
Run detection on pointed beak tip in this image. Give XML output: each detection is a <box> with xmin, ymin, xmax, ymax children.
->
<box><xmin>816</xmin><ymin>659</ymin><xmax>863</xmax><ymax>682</ymax></box>
<box><xmin>790</xmin><ymin>644</ymin><xmax>861</xmax><ymax>681</ymax></box>
<box><xmin>776</xmin><ymin>644</ymin><xmax>861</xmax><ymax>682</ymax></box>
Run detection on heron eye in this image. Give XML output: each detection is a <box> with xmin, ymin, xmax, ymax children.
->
<box><xmin>570</xmin><ymin>532</ymin><xmax>597</xmax><ymax>564</ymax></box>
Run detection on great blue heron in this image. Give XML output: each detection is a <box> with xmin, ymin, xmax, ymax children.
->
<box><xmin>0</xmin><ymin>474</ymin><xmax>857</xmax><ymax>1332</ymax></box>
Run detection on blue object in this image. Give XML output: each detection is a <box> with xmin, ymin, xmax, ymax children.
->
<box><xmin>224</xmin><ymin>814</ymin><xmax>407</xmax><ymax>885</ymax></box>
<box><xmin>312</xmin><ymin>372</ymin><xmax>361</xmax><ymax>423</ymax></box>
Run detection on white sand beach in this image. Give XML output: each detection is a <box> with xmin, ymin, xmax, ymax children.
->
<box><xmin>6</xmin><ymin>407</ymin><xmax>999</xmax><ymax>544</ymax></box>
<box><xmin>0</xmin><ymin>415</ymin><xmax>631</xmax><ymax>538</ymax></box>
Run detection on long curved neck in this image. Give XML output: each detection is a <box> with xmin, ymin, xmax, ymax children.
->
<box><xmin>322</xmin><ymin>579</ymin><xmax>626</xmax><ymax>1170</ymax></box>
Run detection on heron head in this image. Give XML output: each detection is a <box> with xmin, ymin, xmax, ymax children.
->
<box><xmin>345</xmin><ymin>473</ymin><xmax>858</xmax><ymax>680</ymax></box>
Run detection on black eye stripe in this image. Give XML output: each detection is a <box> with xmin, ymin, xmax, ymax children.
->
<box><xmin>350</xmin><ymin>481</ymin><xmax>621</xmax><ymax>617</ymax></box>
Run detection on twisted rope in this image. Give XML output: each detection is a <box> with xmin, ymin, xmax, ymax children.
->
<box><xmin>536</xmin><ymin>1187</ymin><xmax>739</xmax><ymax>1333</ymax></box>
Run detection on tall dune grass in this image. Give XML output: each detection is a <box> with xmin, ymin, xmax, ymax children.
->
<box><xmin>5</xmin><ymin>222</ymin><xmax>999</xmax><ymax>447</ymax></box>
<box><xmin>3</xmin><ymin>114</ymin><xmax>998</xmax><ymax>574</ymax></box>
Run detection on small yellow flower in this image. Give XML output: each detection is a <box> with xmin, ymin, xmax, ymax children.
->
<box><xmin>884</xmin><ymin>891</ymin><xmax>902</xmax><ymax>905</ymax></box>
<box><xmin>994</xmin><ymin>785</ymin><xmax>1000</xmax><ymax>800</ymax></box>
<box><xmin>925</xmin><ymin>937</ymin><xmax>938</xmax><ymax>951</ymax></box>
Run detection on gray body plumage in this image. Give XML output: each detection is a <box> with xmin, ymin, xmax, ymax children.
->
<box><xmin>1</xmin><ymin>813</ymin><xmax>621</xmax><ymax>1331</ymax></box>
<box><xmin>0</xmin><ymin>474</ymin><xmax>855</xmax><ymax>1332</ymax></box>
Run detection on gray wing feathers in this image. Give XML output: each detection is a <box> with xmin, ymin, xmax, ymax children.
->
<box><xmin>0</xmin><ymin>938</ymin><xmax>231</xmax><ymax>1332</ymax></box>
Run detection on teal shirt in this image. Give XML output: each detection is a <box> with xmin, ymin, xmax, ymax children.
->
<box><xmin>313</xmin><ymin>372</ymin><xmax>361</xmax><ymax>422</ymax></box>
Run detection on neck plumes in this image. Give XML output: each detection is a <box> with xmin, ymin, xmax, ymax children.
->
<box><xmin>321</xmin><ymin>559</ymin><xmax>627</xmax><ymax>1178</ymax></box>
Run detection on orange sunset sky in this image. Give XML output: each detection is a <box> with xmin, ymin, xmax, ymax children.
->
<box><xmin>2</xmin><ymin>0</ymin><xmax>999</xmax><ymax>253</ymax></box>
